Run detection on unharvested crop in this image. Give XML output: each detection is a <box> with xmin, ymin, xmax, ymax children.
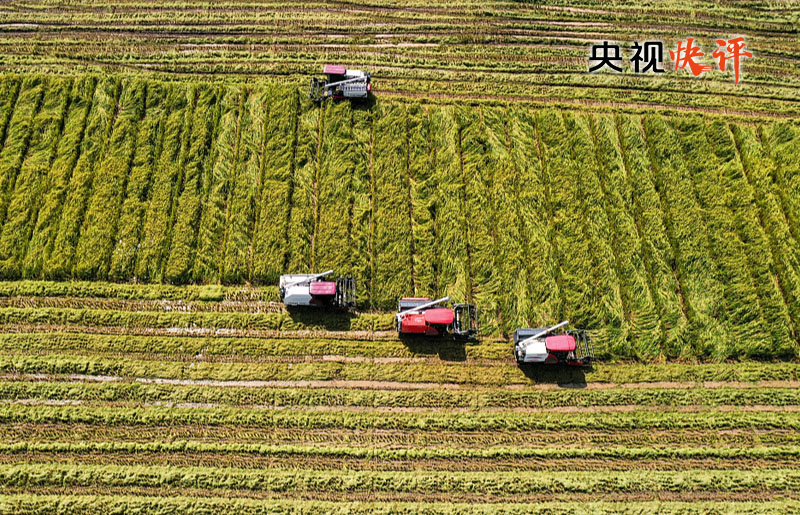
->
<box><xmin>0</xmin><ymin>75</ymin><xmax>797</xmax><ymax>358</ymax></box>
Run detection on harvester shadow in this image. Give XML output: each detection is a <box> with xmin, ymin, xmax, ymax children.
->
<box><xmin>517</xmin><ymin>363</ymin><xmax>590</xmax><ymax>388</ymax></box>
<box><xmin>285</xmin><ymin>307</ymin><xmax>357</xmax><ymax>332</ymax></box>
<box><xmin>398</xmin><ymin>335</ymin><xmax>468</xmax><ymax>362</ymax></box>
<box><xmin>351</xmin><ymin>93</ymin><xmax>377</xmax><ymax>111</ymax></box>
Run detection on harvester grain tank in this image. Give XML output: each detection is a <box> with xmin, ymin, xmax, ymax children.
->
<box><xmin>279</xmin><ymin>270</ymin><xmax>355</xmax><ymax>310</ymax></box>
<box><xmin>514</xmin><ymin>321</ymin><xmax>594</xmax><ymax>365</ymax></box>
<box><xmin>310</xmin><ymin>64</ymin><xmax>372</xmax><ymax>102</ymax></box>
<box><xmin>395</xmin><ymin>296</ymin><xmax>478</xmax><ymax>338</ymax></box>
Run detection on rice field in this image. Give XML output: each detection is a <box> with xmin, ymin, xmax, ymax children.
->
<box><xmin>0</xmin><ymin>1</ymin><xmax>799</xmax><ymax>513</ymax></box>
<box><xmin>0</xmin><ymin>284</ymin><xmax>799</xmax><ymax>513</ymax></box>
<box><xmin>0</xmin><ymin>75</ymin><xmax>798</xmax><ymax>360</ymax></box>
<box><xmin>0</xmin><ymin>0</ymin><xmax>798</xmax><ymax>116</ymax></box>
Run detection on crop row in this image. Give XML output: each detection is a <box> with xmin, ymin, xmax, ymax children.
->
<box><xmin>0</xmin><ymin>331</ymin><xmax>504</xmax><ymax>360</ymax></box>
<box><xmin>4</xmin><ymin>0</ymin><xmax>795</xmax><ymax>30</ymax></box>
<box><xmin>0</xmin><ymin>296</ymin><xmax>286</xmax><ymax>314</ymax></box>
<box><xmin>0</xmin><ymin>307</ymin><xmax>395</xmax><ymax>332</ymax></box>
<box><xmin>2</xmin><ymin>381</ymin><xmax>800</xmax><ymax>410</ymax></box>
<box><xmin>4</xmin><ymin>352</ymin><xmax>799</xmax><ymax>384</ymax></box>
<box><xmin>1</xmin><ymin>494</ymin><xmax>796</xmax><ymax>515</ymax></box>
<box><xmin>2</xmin><ymin>440</ymin><xmax>799</xmax><ymax>462</ymax></box>
<box><xmin>1</xmin><ymin>463</ymin><xmax>798</xmax><ymax>496</ymax></box>
<box><xmin>6</xmin><ymin>424</ymin><xmax>799</xmax><ymax>450</ymax></box>
<box><xmin>2</xmin><ymin>404</ymin><xmax>799</xmax><ymax>431</ymax></box>
<box><xmin>0</xmin><ymin>332</ymin><xmax>476</xmax><ymax>360</ymax></box>
<box><xmin>0</xmin><ymin>280</ymin><xmax>279</xmax><ymax>302</ymax></box>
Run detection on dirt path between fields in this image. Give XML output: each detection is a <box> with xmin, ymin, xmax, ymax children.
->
<box><xmin>4</xmin><ymin>373</ymin><xmax>800</xmax><ymax>391</ymax></box>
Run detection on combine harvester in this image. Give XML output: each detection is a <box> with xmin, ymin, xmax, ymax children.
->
<box><xmin>279</xmin><ymin>270</ymin><xmax>356</xmax><ymax>310</ymax></box>
<box><xmin>395</xmin><ymin>296</ymin><xmax>478</xmax><ymax>339</ymax></box>
<box><xmin>514</xmin><ymin>321</ymin><xmax>594</xmax><ymax>366</ymax></box>
<box><xmin>310</xmin><ymin>65</ymin><xmax>372</xmax><ymax>102</ymax></box>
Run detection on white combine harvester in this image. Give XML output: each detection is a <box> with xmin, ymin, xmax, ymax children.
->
<box><xmin>309</xmin><ymin>64</ymin><xmax>372</xmax><ymax>102</ymax></box>
<box><xmin>513</xmin><ymin>321</ymin><xmax>593</xmax><ymax>366</ymax></box>
<box><xmin>279</xmin><ymin>270</ymin><xmax>355</xmax><ymax>310</ymax></box>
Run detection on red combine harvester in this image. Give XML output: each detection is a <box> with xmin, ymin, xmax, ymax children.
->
<box><xmin>395</xmin><ymin>296</ymin><xmax>477</xmax><ymax>339</ymax></box>
<box><xmin>279</xmin><ymin>270</ymin><xmax>355</xmax><ymax>310</ymax></box>
<box><xmin>514</xmin><ymin>321</ymin><xmax>594</xmax><ymax>366</ymax></box>
<box><xmin>310</xmin><ymin>65</ymin><xmax>371</xmax><ymax>102</ymax></box>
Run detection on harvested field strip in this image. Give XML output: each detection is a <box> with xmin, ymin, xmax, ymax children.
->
<box><xmin>0</xmin><ymin>280</ymin><xmax>280</xmax><ymax>302</ymax></box>
<box><xmin>0</xmin><ymin>323</ymin><xmax>398</xmax><ymax>341</ymax></box>
<box><xmin>0</xmin><ymin>307</ymin><xmax>396</xmax><ymax>332</ymax></box>
<box><xmin>0</xmin><ymin>354</ymin><xmax>533</xmax><ymax>384</ymax></box>
<box><xmin>0</xmin><ymin>332</ymin><xmax>509</xmax><ymax>360</ymax></box>
<box><xmin>4</xmin><ymin>451</ymin><xmax>795</xmax><ymax>473</ymax></box>
<box><xmin>14</xmin><ymin>400</ymin><xmax>798</xmax><ymax>415</ymax></box>
<box><xmin>1</xmin><ymin>494</ymin><xmax>797</xmax><ymax>515</ymax></box>
<box><xmin>0</xmin><ymin>296</ymin><xmax>287</xmax><ymax>313</ymax></box>
<box><xmin>4</xmin><ymin>425</ymin><xmax>800</xmax><ymax>449</ymax></box>
<box><xmin>9</xmin><ymin>374</ymin><xmax>800</xmax><ymax>393</ymax></box>
<box><xmin>2</xmin><ymin>404</ymin><xmax>800</xmax><ymax>431</ymax></box>
<box><xmin>1</xmin><ymin>441</ymin><xmax>799</xmax><ymax>463</ymax></box>
<box><xmin>7</xmin><ymin>487</ymin><xmax>799</xmax><ymax>504</ymax></box>
<box><xmin>0</xmin><ymin>0</ymin><xmax>797</xmax><ymax>118</ymax></box>
<box><xmin>2</xmin><ymin>381</ymin><xmax>800</xmax><ymax>410</ymax></box>
<box><xmin>3</xmin><ymin>353</ymin><xmax>799</xmax><ymax>384</ymax></box>
<box><xmin>0</xmin><ymin>464</ymin><xmax>798</xmax><ymax>497</ymax></box>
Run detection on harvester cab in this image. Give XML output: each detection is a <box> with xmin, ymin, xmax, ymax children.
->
<box><xmin>396</xmin><ymin>296</ymin><xmax>478</xmax><ymax>339</ymax></box>
<box><xmin>310</xmin><ymin>65</ymin><xmax>371</xmax><ymax>102</ymax></box>
<box><xmin>513</xmin><ymin>321</ymin><xmax>594</xmax><ymax>366</ymax></box>
<box><xmin>279</xmin><ymin>270</ymin><xmax>356</xmax><ymax>310</ymax></box>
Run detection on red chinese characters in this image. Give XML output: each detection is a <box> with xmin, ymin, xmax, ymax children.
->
<box><xmin>712</xmin><ymin>37</ymin><xmax>752</xmax><ymax>84</ymax></box>
<box><xmin>669</xmin><ymin>38</ymin><xmax>711</xmax><ymax>77</ymax></box>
